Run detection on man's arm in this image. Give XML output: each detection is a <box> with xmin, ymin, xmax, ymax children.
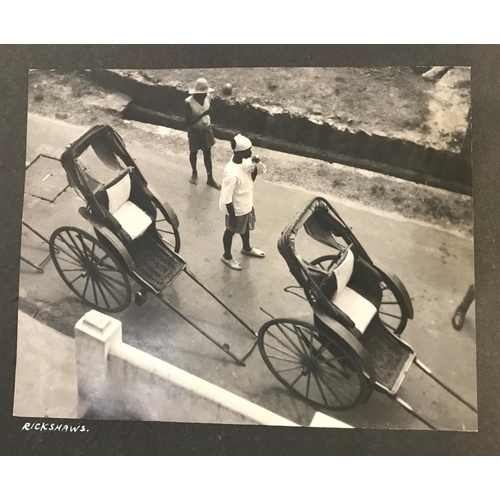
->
<box><xmin>225</xmin><ymin>202</ymin><xmax>237</xmax><ymax>225</ymax></box>
<box><xmin>220</xmin><ymin>173</ymin><xmax>238</xmax><ymax>224</ymax></box>
<box><xmin>184</xmin><ymin>102</ymin><xmax>210</xmax><ymax>128</ymax></box>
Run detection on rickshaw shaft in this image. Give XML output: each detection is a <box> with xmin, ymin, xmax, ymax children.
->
<box><xmin>157</xmin><ymin>294</ymin><xmax>246</xmax><ymax>366</ymax></box>
<box><xmin>414</xmin><ymin>358</ymin><xmax>477</xmax><ymax>413</ymax></box>
<box><xmin>394</xmin><ymin>396</ymin><xmax>437</xmax><ymax>430</ymax></box>
<box><xmin>184</xmin><ymin>268</ymin><xmax>257</xmax><ymax>338</ymax></box>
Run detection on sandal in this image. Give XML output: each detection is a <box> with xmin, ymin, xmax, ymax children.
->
<box><xmin>452</xmin><ymin>308</ymin><xmax>466</xmax><ymax>331</ymax></box>
<box><xmin>221</xmin><ymin>257</ymin><xmax>242</xmax><ymax>270</ymax></box>
<box><xmin>241</xmin><ymin>248</ymin><xmax>265</xmax><ymax>258</ymax></box>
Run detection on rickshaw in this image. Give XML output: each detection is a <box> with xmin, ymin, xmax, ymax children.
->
<box><xmin>257</xmin><ymin>197</ymin><xmax>477</xmax><ymax>429</ymax></box>
<box><xmin>48</xmin><ymin>125</ymin><xmax>257</xmax><ymax>365</ymax></box>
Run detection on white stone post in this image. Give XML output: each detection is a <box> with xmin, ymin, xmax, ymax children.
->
<box><xmin>74</xmin><ymin>310</ymin><xmax>122</xmax><ymax>415</ymax></box>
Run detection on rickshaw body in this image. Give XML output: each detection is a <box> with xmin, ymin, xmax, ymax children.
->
<box><xmin>50</xmin><ymin>125</ymin><xmax>185</xmax><ymax>312</ymax></box>
<box><xmin>258</xmin><ymin>197</ymin><xmax>417</xmax><ymax>411</ymax></box>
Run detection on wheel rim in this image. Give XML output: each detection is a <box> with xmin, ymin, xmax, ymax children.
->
<box><xmin>378</xmin><ymin>279</ymin><xmax>407</xmax><ymax>336</ymax></box>
<box><xmin>153</xmin><ymin>202</ymin><xmax>181</xmax><ymax>253</ymax></box>
<box><xmin>50</xmin><ymin>227</ymin><xmax>131</xmax><ymax>313</ymax></box>
<box><xmin>258</xmin><ymin>319</ymin><xmax>368</xmax><ymax>411</ymax></box>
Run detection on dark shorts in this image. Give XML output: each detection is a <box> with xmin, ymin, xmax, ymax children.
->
<box><xmin>225</xmin><ymin>208</ymin><xmax>256</xmax><ymax>234</ymax></box>
<box><xmin>188</xmin><ymin>126</ymin><xmax>215</xmax><ymax>152</ymax></box>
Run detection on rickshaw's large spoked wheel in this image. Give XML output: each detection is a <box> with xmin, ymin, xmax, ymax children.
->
<box><xmin>152</xmin><ymin>199</ymin><xmax>181</xmax><ymax>253</ymax></box>
<box><xmin>377</xmin><ymin>272</ymin><xmax>408</xmax><ymax>336</ymax></box>
<box><xmin>49</xmin><ymin>226</ymin><xmax>132</xmax><ymax>313</ymax></box>
<box><xmin>258</xmin><ymin>318</ymin><xmax>371</xmax><ymax>411</ymax></box>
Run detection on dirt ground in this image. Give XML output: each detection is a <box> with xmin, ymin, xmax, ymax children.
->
<box><xmin>118</xmin><ymin>67</ymin><xmax>471</xmax><ymax>153</ymax></box>
<box><xmin>27</xmin><ymin>70</ymin><xmax>473</xmax><ymax>234</ymax></box>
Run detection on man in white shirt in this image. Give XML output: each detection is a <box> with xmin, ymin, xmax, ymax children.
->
<box><xmin>219</xmin><ymin>134</ymin><xmax>266</xmax><ymax>270</ymax></box>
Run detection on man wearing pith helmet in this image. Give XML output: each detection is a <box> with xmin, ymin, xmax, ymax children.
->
<box><xmin>219</xmin><ymin>134</ymin><xmax>267</xmax><ymax>271</ymax></box>
<box><xmin>184</xmin><ymin>77</ymin><xmax>221</xmax><ymax>190</ymax></box>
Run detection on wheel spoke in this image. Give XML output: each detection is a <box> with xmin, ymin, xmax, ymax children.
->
<box><xmin>275</xmin><ymin>322</ymin><xmax>307</xmax><ymax>357</ymax></box>
<box><xmin>267</xmin><ymin>328</ymin><xmax>303</xmax><ymax>357</ymax></box>
<box><xmin>99</xmin><ymin>274</ymin><xmax>126</xmax><ymax>300</ymax></box>
<box><xmin>94</xmin><ymin>276</ymin><xmax>111</xmax><ymax>309</ymax></box>
<box><xmin>311</xmin><ymin>370</ymin><xmax>329</xmax><ymax>406</ymax></box>
<box><xmin>94</xmin><ymin>254</ymin><xmax>113</xmax><ymax>268</ymax></box>
<box><xmin>69</xmin><ymin>273</ymin><xmax>85</xmax><ymax>285</ymax></box>
<box><xmin>316</xmin><ymin>370</ymin><xmax>347</xmax><ymax>404</ymax></box>
<box><xmin>293</xmin><ymin>324</ymin><xmax>311</xmax><ymax>359</ymax></box>
<box><xmin>66</xmin><ymin>231</ymin><xmax>88</xmax><ymax>264</ymax></box>
<box><xmin>82</xmin><ymin>274</ymin><xmax>91</xmax><ymax>298</ymax></box>
<box><xmin>289</xmin><ymin>371</ymin><xmax>305</xmax><ymax>388</ymax></box>
<box><xmin>54</xmin><ymin>239</ymin><xmax>82</xmax><ymax>264</ymax></box>
<box><xmin>263</xmin><ymin>341</ymin><xmax>301</xmax><ymax>362</ymax></box>
<box><xmin>275</xmin><ymin>366</ymin><xmax>303</xmax><ymax>374</ymax></box>
<box><xmin>295</xmin><ymin>325</ymin><xmax>317</xmax><ymax>358</ymax></box>
<box><xmin>316</xmin><ymin>355</ymin><xmax>349</xmax><ymax>372</ymax></box>
<box><xmin>266</xmin><ymin>355</ymin><xmax>302</xmax><ymax>364</ymax></box>
<box><xmin>319</xmin><ymin>364</ymin><xmax>359</xmax><ymax>389</ymax></box>
<box><xmin>57</xmin><ymin>233</ymin><xmax>82</xmax><ymax>257</ymax></box>
<box><xmin>305</xmin><ymin>370</ymin><xmax>312</xmax><ymax>399</ymax></box>
<box><xmin>76</xmin><ymin>233</ymin><xmax>91</xmax><ymax>261</ymax></box>
<box><xmin>319</xmin><ymin>368</ymin><xmax>359</xmax><ymax>398</ymax></box>
<box><xmin>381</xmin><ymin>301</ymin><xmax>399</xmax><ymax>305</ymax></box>
<box><xmin>90</xmin><ymin>274</ymin><xmax>99</xmax><ymax>307</ymax></box>
<box><xmin>98</xmin><ymin>275</ymin><xmax>123</xmax><ymax>305</ymax></box>
<box><xmin>98</xmin><ymin>271</ymin><xmax>127</xmax><ymax>288</ymax></box>
<box><xmin>311</xmin><ymin>339</ymin><xmax>333</xmax><ymax>362</ymax></box>
<box><xmin>60</xmin><ymin>267</ymin><xmax>84</xmax><ymax>272</ymax></box>
<box><xmin>272</xmin><ymin>324</ymin><xmax>304</xmax><ymax>358</ymax></box>
<box><xmin>381</xmin><ymin>320</ymin><xmax>396</xmax><ymax>331</ymax></box>
<box><xmin>379</xmin><ymin>311</ymin><xmax>402</xmax><ymax>320</ymax></box>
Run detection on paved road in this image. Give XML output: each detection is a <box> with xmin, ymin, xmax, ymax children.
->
<box><xmin>19</xmin><ymin>114</ymin><xmax>476</xmax><ymax>430</ymax></box>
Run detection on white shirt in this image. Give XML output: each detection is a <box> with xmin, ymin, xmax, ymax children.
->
<box><xmin>219</xmin><ymin>158</ymin><xmax>256</xmax><ymax>216</ymax></box>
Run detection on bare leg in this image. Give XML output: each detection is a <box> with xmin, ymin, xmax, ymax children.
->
<box><xmin>189</xmin><ymin>151</ymin><xmax>198</xmax><ymax>184</ymax></box>
<box><xmin>223</xmin><ymin>229</ymin><xmax>235</xmax><ymax>260</ymax></box>
<box><xmin>240</xmin><ymin>228</ymin><xmax>252</xmax><ymax>252</ymax></box>
<box><xmin>203</xmin><ymin>149</ymin><xmax>221</xmax><ymax>190</ymax></box>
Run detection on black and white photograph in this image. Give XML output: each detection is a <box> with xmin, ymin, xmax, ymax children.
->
<box><xmin>13</xmin><ymin>66</ymin><xmax>476</xmax><ymax>431</ymax></box>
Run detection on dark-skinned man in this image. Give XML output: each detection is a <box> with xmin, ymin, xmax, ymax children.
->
<box><xmin>184</xmin><ymin>77</ymin><xmax>221</xmax><ymax>190</ymax></box>
<box><xmin>219</xmin><ymin>134</ymin><xmax>267</xmax><ymax>270</ymax></box>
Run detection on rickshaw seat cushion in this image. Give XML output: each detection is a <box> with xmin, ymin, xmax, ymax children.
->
<box><xmin>331</xmin><ymin>248</ymin><xmax>355</xmax><ymax>300</ymax></box>
<box><xmin>97</xmin><ymin>173</ymin><xmax>152</xmax><ymax>240</ymax></box>
<box><xmin>333</xmin><ymin>286</ymin><xmax>377</xmax><ymax>333</ymax></box>
<box><xmin>106</xmin><ymin>172</ymin><xmax>132</xmax><ymax>213</ymax></box>
<box><xmin>315</xmin><ymin>248</ymin><xmax>378</xmax><ymax>333</ymax></box>
<box><xmin>112</xmin><ymin>201</ymin><xmax>152</xmax><ymax>240</ymax></box>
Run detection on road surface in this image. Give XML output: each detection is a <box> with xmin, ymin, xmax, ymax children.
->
<box><xmin>18</xmin><ymin>114</ymin><xmax>476</xmax><ymax>430</ymax></box>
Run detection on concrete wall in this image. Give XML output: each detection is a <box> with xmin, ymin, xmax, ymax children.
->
<box><xmin>74</xmin><ymin>310</ymin><xmax>305</xmax><ymax>426</ymax></box>
<box><xmin>88</xmin><ymin>69</ymin><xmax>472</xmax><ymax>195</ymax></box>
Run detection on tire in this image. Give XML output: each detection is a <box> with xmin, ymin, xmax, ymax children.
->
<box><xmin>50</xmin><ymin>226</ymin><xmax>132</xmax><ymax>313</ymax></box>
<box><xmin>258</xmin><ymin>318</ymin><xmax>372</xmax><ymax>411</ymax></box>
